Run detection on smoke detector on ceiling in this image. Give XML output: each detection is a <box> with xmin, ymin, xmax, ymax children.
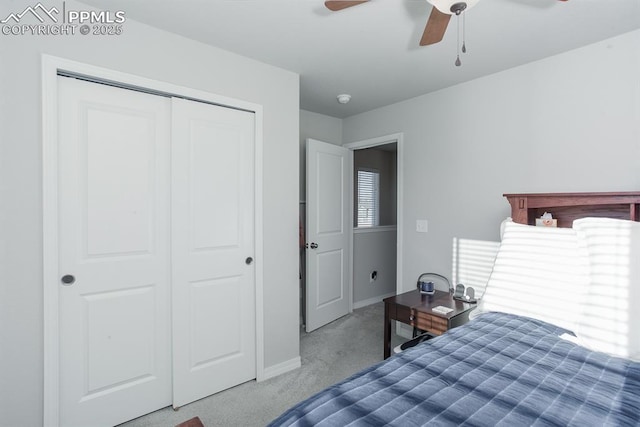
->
<box><xmin>337</xmin><ymin>94</ymin><xmax>351</xmax><ymax>104</ymax></box>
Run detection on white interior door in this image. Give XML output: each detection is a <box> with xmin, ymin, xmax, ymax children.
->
<box><xmin>306</xmin><ymin>139</ymin><xmax>352</xmax><ymax>332</ymax></box>
<box><xmin>171</xmin><ymin>98</ymin><xmax>256</xmax><ymax>407</ymax></box>
<box><xmin>57</xmin><ymin>77</ymin><xmax>172</xmax><ymax>426</ymax></box>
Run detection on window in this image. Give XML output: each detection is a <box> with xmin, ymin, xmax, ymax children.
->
<box><xmin>357</xmin><ymin>169</ymin><xmax>379</xmax><ymax>227</ymax></box>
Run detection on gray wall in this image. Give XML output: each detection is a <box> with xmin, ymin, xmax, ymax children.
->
<box><xmin>353</xmin><ymin>229</ymin><xmax>397</xmax><ymax>306</ymax></box>
<box><xmin>343</xmin><ymin>29</ymin><xmax>640</xmax><ymax>294</ymax></box>
<box><xmin>0</xmin><ymin>2</ymin><xmax>300</xmax><ymax>425</ymax></box>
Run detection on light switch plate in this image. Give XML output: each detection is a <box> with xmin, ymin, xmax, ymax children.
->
<box><xmin>416</xmin><ymin>219</ymin><xmax>428</xmax><ymax>233</ymax></box>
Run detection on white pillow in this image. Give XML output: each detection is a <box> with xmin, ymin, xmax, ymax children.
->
<box><xmin>573</xmin><ymin>217</ymin><xmax>640</xmax><ymax>361</ymax></box>
<box><xmin>477</xmin><ymin>220</ymin><xmax>590</xmax><ymax>333</ymax></box>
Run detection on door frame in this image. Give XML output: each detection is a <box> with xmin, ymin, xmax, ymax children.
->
<box><xmin>344</xmin><ymin>133</ymin><xmax>404</xmax><ymax>298</ymax></box>
<box><xmin>41</xmin><ymin>54</ymin><xmax>265</xmax><ymax>426</ymax></box>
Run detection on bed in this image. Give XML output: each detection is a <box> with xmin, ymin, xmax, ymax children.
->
<box><xmin>269</xmin><ymin>192</ymin><xmax>640</xmax><ymax>426</ymax></box>
<box><xmin>270</xmin><ymin>312</ymin><xmax>640</xmax><ymax>426</ymax></box>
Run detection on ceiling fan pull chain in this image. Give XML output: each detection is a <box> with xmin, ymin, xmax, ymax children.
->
<box><xmin>455</xmin><ymin>14</ymin><xmax>462</xmax><ymax>66</ymax></box>
<box><xmin>462</xmin><ymin>11</ymin><xmax>467</xmax><ymax>53</ymax></box>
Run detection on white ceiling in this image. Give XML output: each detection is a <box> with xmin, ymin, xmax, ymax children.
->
<box><xmin>81</xmin><ymin>0</ymin><xmax>640</xmax><ymax>118</ymax></box>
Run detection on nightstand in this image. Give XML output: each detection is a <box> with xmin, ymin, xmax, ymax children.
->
<box><xmin>383</xmin><ymin>289</ymin><xmax>475</xmax><ymax>359</ymax></box>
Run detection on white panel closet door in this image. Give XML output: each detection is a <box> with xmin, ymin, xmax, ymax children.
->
<box><xmin>171</xmin><ymin>98</ymin><xmax>256</xmax><ymax>407</ymax></box>
<box><xmin>57</xmin><ymin>77</ymin><xmax>172</xmax><ymax>427</ymax></box>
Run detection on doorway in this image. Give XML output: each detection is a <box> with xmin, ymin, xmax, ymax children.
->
<box><xmin>346</xmin><ymin>134</ymin><xmax>402</xmax><ymax>307</ymax></box>
<box><xmin>352</xmin><ymin>142</ymin><xmax>398</xmax><ymax>308</ymax></box>
<box><xmin>302</xmin><ymin>134</ymin><xmax>403</xmax><ymax>331</ymax></box>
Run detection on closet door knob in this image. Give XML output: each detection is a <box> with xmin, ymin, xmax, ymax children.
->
<box><xmin>245</xmin><ymin>257</ymin><xmax>253</xmax><ymax>265</ymax></box>
<box><xmin>61</xmin><ymin>274</ymin><xmax>75</xmax><ymax>285</ymax></box>
<box><xmin>310</xmin><ymin>243</ymin><xmax>318</xmax><ymax>249</ymax></box>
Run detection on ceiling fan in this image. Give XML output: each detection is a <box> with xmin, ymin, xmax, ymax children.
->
<box><xmin>325</xmin><ymin>0</ymin><xmax>569</xmax><ymax>47</ymax></box>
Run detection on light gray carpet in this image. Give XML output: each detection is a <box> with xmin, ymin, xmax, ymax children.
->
<box><xmin>119</xmin><ymin>302</ymin><xmax>404</xmax><ymax>427</ymax></box>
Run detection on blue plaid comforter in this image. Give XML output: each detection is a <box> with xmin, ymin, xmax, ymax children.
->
<box><xmin>270</xmin><ymin>312</ymin><xmax>640</xmax><ymax>426</ymax></box>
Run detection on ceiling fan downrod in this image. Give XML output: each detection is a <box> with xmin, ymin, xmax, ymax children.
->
<box><xmin>453</xmin><ymin>2</ymin><xmax>468</xmax><ymax>66</ymax></box>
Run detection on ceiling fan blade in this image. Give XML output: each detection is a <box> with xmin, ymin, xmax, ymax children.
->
<box><xmin>324</xmin><ymin>1</ymin><xmax>369</xmax><ymax>11</ymax></box>
<box><xmin>420</xmin><ymin>7</ymin><xmax>451</xmax><ymax>46</ymax></box>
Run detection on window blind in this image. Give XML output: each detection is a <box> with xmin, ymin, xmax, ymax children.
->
<box><xmin>357</xmin><ymin>169</ymin><xmax>379</xmax><ymax>227</ymax></box>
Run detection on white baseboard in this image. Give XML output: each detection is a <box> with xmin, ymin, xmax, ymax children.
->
<box><xmin>259</xmin><ymin>356</ymin><xmax>301</xmax><ymax>382</ymax></box>
<box><xmin>353</xmin><ymin>292</ymin><xmax>396</xmax><ymax>310</ymax></box>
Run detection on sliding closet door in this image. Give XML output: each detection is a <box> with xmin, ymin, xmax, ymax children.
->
<box><xmin>171</xmin><ymin>98</ymin><xmax>256</xmax><ymax>407</ymax></box>
<box><xmin>57</xmin><ymin>77</ymin><xmax>172</xmax><ymax>426</ymax></box>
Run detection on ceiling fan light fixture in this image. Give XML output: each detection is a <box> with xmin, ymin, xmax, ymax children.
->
<box><xmin>426</xmin><ymin>0</ymin><xmax>479</xmax><ymax>15</ymax></box>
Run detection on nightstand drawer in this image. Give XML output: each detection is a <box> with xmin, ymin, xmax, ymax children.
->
<box><xmin>430</xmin><ymin>316</ymin><xmax>448</xmax><ymax>335</ymax></box>
<box><xmin>396</xmin><ymin>306</ymin><xmax>433</xmax><ymax>330</ymax></box>
<box><xmin>413</xmin><ymin>312</ymin><xmax>432</xmax><ymax>331</ymax></box>
<box><xmin>395</xmin><ymin>306</ymin><xmax>413</xmax><ymax>324</ymax></box>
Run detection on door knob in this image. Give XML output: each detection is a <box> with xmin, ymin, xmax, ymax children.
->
<box><xmin>245</xmin><ymin>257</ymin><xmax>253</xmax><ymax>265</ymax></box>
<box><xmin>310</xmin><ymin>243</ymin><xmax>318</xmax><ymax>249</ymax></box>
<box><xmin>61</xmin><ymin>274</ymin><xmax>75</xmax><ymax>285</ymax></box>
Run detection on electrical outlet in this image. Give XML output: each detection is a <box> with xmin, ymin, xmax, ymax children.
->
<box><xmin>370</xmin><ymin>270</ymin><xmax>378</xmax><ymax>283</ymax></box>
<box><xmin>416</xmin><ymin>219</ymin><xmax>428</xmax><ymax>233</ymax></box>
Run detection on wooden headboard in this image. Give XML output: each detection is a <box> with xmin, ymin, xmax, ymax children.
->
<box><xmin>504</xmin><ymin>192</ymin><xmax>640</xmax><ymax>228</ymax></box>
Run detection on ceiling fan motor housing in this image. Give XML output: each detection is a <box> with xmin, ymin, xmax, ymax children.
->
<box><xmin>450</xmin><ymin>2</ymin><xmax>467</xmax><ymax>15</ymax></box>
<box><xmin>427</xmin><ymin>0</ymin><xmax>479</xmax><ymax>15</ymax></box>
